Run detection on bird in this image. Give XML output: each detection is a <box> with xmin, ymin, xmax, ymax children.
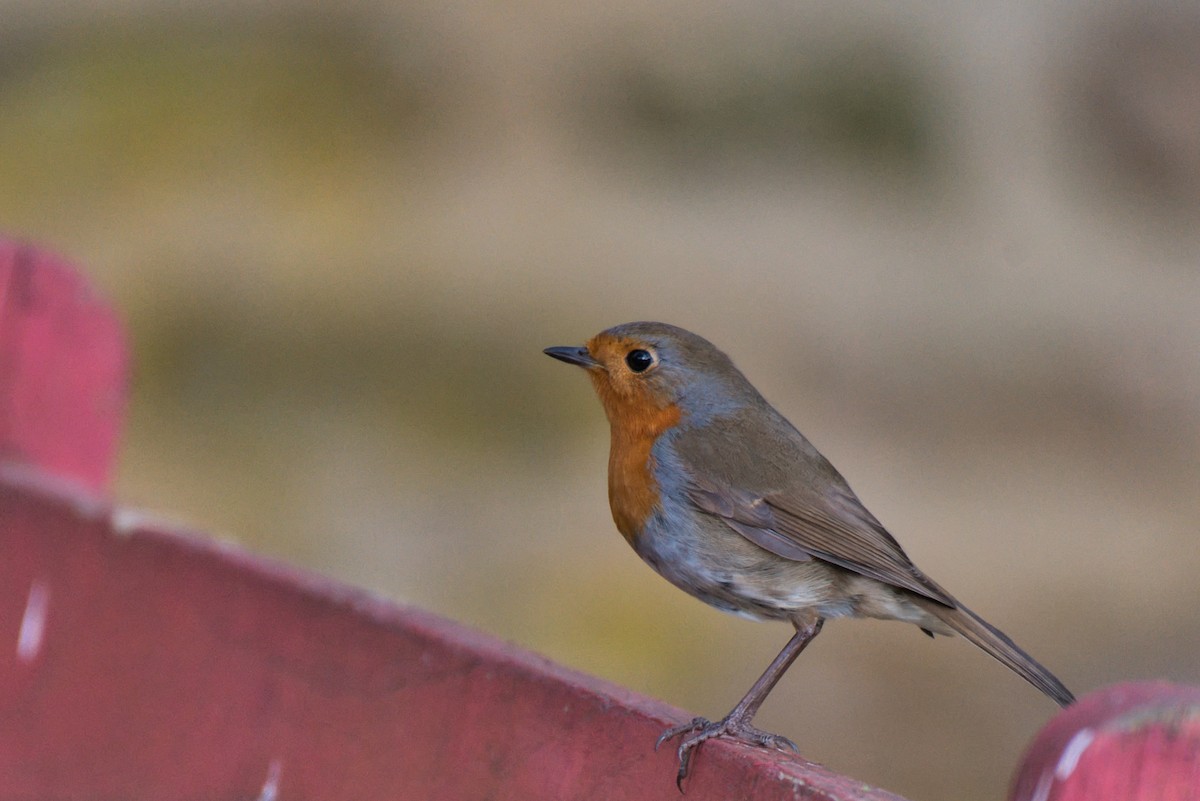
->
<box><xmin>544</xmin><ymin>321</ymin><xmax>1074</xmax><ymax>788</ymax></box>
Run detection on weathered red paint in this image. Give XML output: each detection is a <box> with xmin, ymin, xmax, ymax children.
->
<box><xmin>1009</xmin><ymin>682</ymin><xmax>1200</xmax><ymax>800</ymax></box>
<box><xmin>0</xmin><ymin>241</ymin><xmax>127</xmax><ymax>491</ymax></box>
<box><xmin>0</xmin><ymin>473</ymin><xmax>909</xmax><ymax>800</ymax></box>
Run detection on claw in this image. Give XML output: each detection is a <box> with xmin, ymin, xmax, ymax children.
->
<box><xmin>657</xmin><ymin>715</ymin><xmax>800</xmax><ymax>790</ymax></box>
<box><xmin>656</xmin><ymin>717</ymin><xmax>709</xmax><ymax>751</ymax></box>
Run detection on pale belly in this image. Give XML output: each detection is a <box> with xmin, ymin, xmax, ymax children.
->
<box><xmin>630</xmin><ymin>503</ymin><xmax>849</xmax><ymax>622</ymax></box>
<box><xmin>627</xmin><ymin>498</ymin><xmax>945</xmax><ymax>632</ymax></box>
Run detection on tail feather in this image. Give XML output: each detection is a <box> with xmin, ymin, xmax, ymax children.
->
<box><xmin>915</xmin><ymin>598</ymin><xmax>1075</xmax><ymax>707</ymax></box>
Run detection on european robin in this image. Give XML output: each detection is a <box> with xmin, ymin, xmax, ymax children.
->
<box><xmin>545</xmin><ymin>321</ymin><xmax>1073</xmax><ymax>787</ymax></box>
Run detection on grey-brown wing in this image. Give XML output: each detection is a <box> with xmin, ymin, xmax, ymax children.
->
<box><xmin>762</xmin><ymin>487</ymin><xmax>951</xmax><ymax>604</ymax></box>
<box><xmin>687</xmin><ymin>479</ymin><xmax>815</xmax><ymax>562</ymax></box>
<box><xmin>686</xmin><ymin>450</ymin><xmax>955</xmax><ymax>606</ymax></box>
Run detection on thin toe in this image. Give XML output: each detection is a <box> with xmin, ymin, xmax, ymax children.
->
<box><xmin>763</xmin><ymin>733</ymin><xmax>799</xmax><ymax>753</ymax></box>
<box><xmin>658</xmin><ymin>715</ymin><xmax>801</xmax><ymax>790</ymax></box>
<box><xmin>656</xmin><ymin>717</ymin><xmax>709</xmax><ymax>751</ymax></box>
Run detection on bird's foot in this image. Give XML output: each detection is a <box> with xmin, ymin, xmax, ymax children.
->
<box><xmin>655</xmin><ymin>714</ymin><xmax>799</xmax><ymax>790</ymax></box>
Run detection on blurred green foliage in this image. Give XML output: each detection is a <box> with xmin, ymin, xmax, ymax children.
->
<box><xmin>594</xmin><ymin>40</ymin><xmax>934</xmax><ymax>175</ymax></box>
<box><xmin>133</xmin><ymin>278</ymin><xmax>581</xmax><ymax>452</ymax></box>
<box><xmin>0</xmin><ymin>13</ymin><xmax>430</xmax><ymax>216</ymax></box>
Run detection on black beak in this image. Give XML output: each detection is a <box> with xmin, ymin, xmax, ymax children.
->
<box><xmin>544</xmin><ymin>345</ymin><xmax>601</xmax><ymax>369</ymax></box>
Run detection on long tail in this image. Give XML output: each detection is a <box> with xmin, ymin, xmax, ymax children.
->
<box><xmin>914</xmin><ymin>598</ymin><xmax>1075</xmax><ymax>707</ymax></box>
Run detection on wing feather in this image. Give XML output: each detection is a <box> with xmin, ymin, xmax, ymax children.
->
<box><xmin>674</xmin><ymin>413</ymin><xmax>952</xmax><ymax>606</ymax></box>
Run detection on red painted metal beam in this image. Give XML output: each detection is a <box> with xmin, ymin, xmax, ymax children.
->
<box><xmin>1009</xmin><ymin>682</ymin><xmax>1200</xmax><ymax>801</ymax></box>
<box><xmin>0</xmin><ymin>472</ymin><xmax>908</xmax><ymax>800</ymax></box>
<box><xmin>0</xmin><ymin>241</ymin><xmax>127</xmax><ymax>492</ymax></box>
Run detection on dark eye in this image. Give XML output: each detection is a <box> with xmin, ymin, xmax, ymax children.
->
<box><xmin>625</xmin><ymin>349</ymin><xmax>655</xmax><ymax>373</ymax></box>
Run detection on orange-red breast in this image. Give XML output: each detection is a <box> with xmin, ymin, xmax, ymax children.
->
<box><xmin>545</xmin><ymin>321</ymin><xmax>1073</xmax><ymax>787</ymax></box>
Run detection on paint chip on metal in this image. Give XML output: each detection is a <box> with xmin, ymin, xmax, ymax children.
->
<box><xmin>17</xmin><ymin>580</ymin><xmax>49</xmax><ymax>664</ymax></box>
<box><xmin>256</xmin><ymin>758</ymin><xmax>282</xmax><ymax>801</ymax></box>
<box><xmin>1053</xmin><ymin>727</ymin><xmax>1094</xmax><ymax>781</ymax></box>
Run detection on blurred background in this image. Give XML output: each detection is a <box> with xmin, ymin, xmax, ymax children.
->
<box><xmin>2</xmin><ymin>1</ymin><xmax>1198</xmax><ymax>799</ymax></box>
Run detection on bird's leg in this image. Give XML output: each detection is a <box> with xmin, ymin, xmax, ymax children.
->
<box><xmin>656</xmin><ymin>616</ymin><xmax>825</xmax><ymax>790</ymax></box>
